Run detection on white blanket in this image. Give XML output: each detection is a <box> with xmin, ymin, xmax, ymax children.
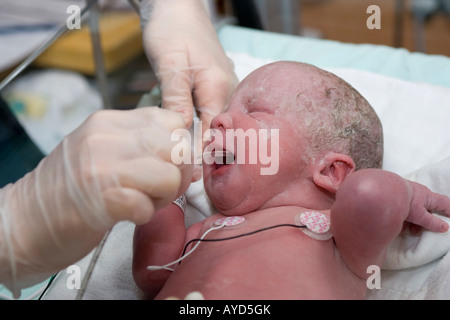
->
<box><xmin>367</xmin><ymin>157</ymin><xmax>450</xmax><ymax>299</ymax></box>
<box><xmin>43</xmin><ymin>52</ymin><xmax>450</xmax><ymax>300</ymax></box>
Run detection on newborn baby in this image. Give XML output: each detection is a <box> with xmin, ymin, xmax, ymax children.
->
<box><xmin>132</xmin><ymin>61</ymin><xmax>450</xmax><ymax>299</ymax></box>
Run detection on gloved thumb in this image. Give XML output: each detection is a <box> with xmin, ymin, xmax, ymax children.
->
<box><xmin>194</xmin><ymin>66</ymin><xmax>239</xmax><ymax>132</ymax></box>
<box><xmin>157</xmin><ymin>56</ymin><xmax>196</xmax><ymax>128</ymax></box>
<box><xmin>104</xmin><ymin>187</ymin><xmax>156</xmax><ymax>225</ymax></box>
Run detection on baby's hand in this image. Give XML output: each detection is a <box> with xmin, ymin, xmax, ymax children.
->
<box><xmin>406</xmin><ymin>180</ymin><xmax>450</xmax><ymax>233</ymax></box>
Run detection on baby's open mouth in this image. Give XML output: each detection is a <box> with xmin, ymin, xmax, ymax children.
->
<box><xmin>204</xmin><ymin>150</ymin><xmax>236</xmax><ymax>170</ymax></box>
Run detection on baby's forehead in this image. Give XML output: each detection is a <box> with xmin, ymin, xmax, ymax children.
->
<box><xmin>236</xmin><ymin>62</ymin><xmax>337</xmax><ymax>110</ymax></box>
<box><xmin>240</xmin><ymin>63</ymin><xmax>334</xmax><ymax>95</ymax></box>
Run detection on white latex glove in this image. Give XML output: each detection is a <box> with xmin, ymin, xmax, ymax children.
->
<box><xmin>0</xmin><ymin>107</ymin><xmax>193</xmax><ymax>297</ymax></box>
<box><xmin>140</xmin><ymin>0</ymin><xmax>238</xmax><ymax>130</ymax></box>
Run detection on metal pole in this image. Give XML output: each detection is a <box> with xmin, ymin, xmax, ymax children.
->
<box><xmin>88</xmin><ymin>1</ymin><xmax>111</xmax><ymax>109</ymax></box>
<box><xmin>394</xmin><ymin>0</ymin><xmax>405</xmax><ymax>48</ymax></box>
<box><xmin>0</xmin><ymin>0</ymin><xmax>99</xmax><ymax>92</ymax></box>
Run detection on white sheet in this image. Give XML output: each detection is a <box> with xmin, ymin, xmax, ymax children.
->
<box><xmin>368</xmin><ymin>157</ymin><xmax>450</xmax><ymax>299</ymax></box>
<box><xmin>43</xmin><ymin>52</ymin><xmax>450</xmax><ymax>300</ymax></box>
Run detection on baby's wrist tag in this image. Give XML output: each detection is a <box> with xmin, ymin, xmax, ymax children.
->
<box><xmin>173</xmin><ymin>195</ymin><xmax>187</xmax><ymax>213</ymax></box>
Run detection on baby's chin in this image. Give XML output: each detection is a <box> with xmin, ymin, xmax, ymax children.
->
<box><xmin>205</xmin><ymin>189</ymin><xmax>240</xmax><ymax>215</ymax></box>
<box><xmin>206</xmin><ymin>189</ymin><xmax>262</xmax><ymax>216</ymax></box>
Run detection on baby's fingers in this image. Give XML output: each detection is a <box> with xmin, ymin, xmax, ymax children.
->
<box><xmin>409</xmin><ymin>183</ymin><xmax>450</xmax><ymax>233</ymax></box>
<box><xmin>412</xmin><ymin>209</ymin><xmax>449</xmax><ymax>233</ymax></box>
<box><xmin>425</xmin><ymin>192</ymin><xmax>450</xmax><ymax>233</ymax></box>
<box><xmin>427</xmin><ymin>192</ymin><xmax>450</xmax><ymax>217</ymax></box>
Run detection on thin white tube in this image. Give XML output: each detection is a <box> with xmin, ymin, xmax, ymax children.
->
<box><xmin>147</xmin><ymin>223</ymin><xmax>226</xmax><ymax>272</ymax></box>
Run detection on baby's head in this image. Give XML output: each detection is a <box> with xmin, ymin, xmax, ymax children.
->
<box><xmin>203</xmin><ymin>61</ymin><xmax>383</xmax><ymax>215</ymax></box>
<box><xmin>247</xmin><ymin>61</ymin><xmax>383</xmax><ymax>170</ymax></box>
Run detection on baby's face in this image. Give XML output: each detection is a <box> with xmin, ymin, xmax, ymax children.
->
<box><xmin>203</xmin><ymin>63</ymin><xmax>314</xmax><ymax>215</ymax></box>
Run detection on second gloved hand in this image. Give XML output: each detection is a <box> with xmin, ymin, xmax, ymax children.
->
<box><xmin>0</xmin><ymin>107</ymin><xmax>193</xmax><ymax>296</ymax></box>
<box><xmin>141</xmin><ymin>0</ymin><xmax>239</xmax><ymax>130</ymax></box>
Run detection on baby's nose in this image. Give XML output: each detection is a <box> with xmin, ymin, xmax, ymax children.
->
<box><xmin>210</xmin><ymin>112</ymin><xmax>233</xmax><ymax>132</ymax></box>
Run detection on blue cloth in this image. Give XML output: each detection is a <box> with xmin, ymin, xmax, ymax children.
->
<box><xmin>218</xmin><ymin>25</ymin><xmax>450</xmax><ymax>88</ymax></box>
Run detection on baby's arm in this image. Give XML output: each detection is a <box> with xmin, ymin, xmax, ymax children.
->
<box><xmin>331</xmin><ymin>169</ymin><xmax>450</xmax><ymax>279</ymax></box>
<box><xmin>132</xmin><ymin>202</ymin><xmax>186</xmax><ymax>298</ymax></box>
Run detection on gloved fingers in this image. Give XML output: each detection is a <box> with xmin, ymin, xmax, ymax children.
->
<box><xmin>84</xmin><ymin>107</ymin><xmax>186</xmax><ymax>133</ymax></box>
<box><xmin>104</xmin><ymin>187</ymin><xmax>156</xmax><ymax>225</ymax></box>
<box><xmin>132</xmin><ymin>119</ymin><xmax>193</xmax><ymax>167</ymax></box>
<box><xmin>194</xmin><ymin>66</ymin><xmax>239</xmax><ymax>130</ymax></box>
<box><xmin>156</xmin><ymin>55</ymin><xmax>199</xmax><ymax>128</ymax></box>
<box><xmin>112</xmin><ymin>157</ymin><xmax>182</xmax><ymax>204</ymax></box>
<box><xmin>74</xmin><ymin>109</ymin><xmax>188</xmax><ymax>164</ymax></box>
<box><xmin>129</xmin><ymin>106</ymin><xmax>187</xmax><ymax>132</ymax></box>
<box><xmin>131</xmin><ymin>126</ymin><xmax>182</xmax><ymax>162</ymax></box>
<box><xmin>0</xmin><ymin>107</ymin><xmax>193</xmax><ymax>292</ymax></box>
<box><xmin>156</xmin><ymin>63</ymin><xmax>238</xmax><ymax>132</ymax></box>
<box><xmin>197</xmin><ymin>110</ymin><xmax>218</xmax><ymax>133</ymax></box>
<box><xmin>62</xmin><ymin>106</ymin><xmax>194</xmax><ymax>228</ymax></box>
<box><xmin>108</xmin><ymin>157</ymin><xmax>194</xmax><ymax>220</ymax></box>
<box><xmin>73</xmin><ymin>133</ymin><xmax>172</xmax><ymax>165</ymax></box>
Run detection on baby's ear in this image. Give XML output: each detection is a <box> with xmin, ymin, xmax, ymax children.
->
<box><xmin>313</xmin><ymin>153</ymin><xmax>356</xmax><ymax>194</ymax></box>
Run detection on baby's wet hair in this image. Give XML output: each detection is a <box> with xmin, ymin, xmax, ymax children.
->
<box><xmin>290</xmin><ymin>62</ymin><xmax>384</xmax><ymax>170</ymax></box>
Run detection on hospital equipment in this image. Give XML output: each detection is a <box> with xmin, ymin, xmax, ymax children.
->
<box><xmin>146</xmin><ymin>215</ymin><xmax>309</xmax><ymax>272</ymax></box>
<box><xmin>1</xmin><ymin>1</ymin><xmax>450</xmax><ymax>300</ymax></box>
<box><xmin>0</xmin><ymin>0</ymin><xmax>142</xmax><ymax>109</ymax></box>
<box><xmin>0</xmin><ymin>0</ymin><xmax>98</xmax><ymax>92</ymax></box>
<box><xmin>174</xmin><ymin>212</ymin><xmax>332</xmax><ymax>262</ymax></box>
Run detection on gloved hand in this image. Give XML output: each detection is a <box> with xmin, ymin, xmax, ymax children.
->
<box><xmin>0</xmin><ymin>107</ymin><xmax>193</xmax><ymax>297</ymax></box>
<box><xmin>140</xmin><ymin>0</ymin><xmax>238</xmax><ymax>130</ymax></box>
